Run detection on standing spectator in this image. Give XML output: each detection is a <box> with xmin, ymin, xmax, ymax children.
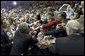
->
<box><xmin>49</xmin><ymin>15</ymin><xmax>84</xmax><ymax>55</ymax></box>
<box><xmin>1</xmin><ymin>20</ymin><xmax>12</xmax><ymax>55</ymax></box>
<box><xmin>10</xmin><ymin>22</ymin><xmax>38</xmax><ymax>55</ymax></box>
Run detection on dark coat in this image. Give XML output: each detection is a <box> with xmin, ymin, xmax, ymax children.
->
<box><xmin>10</xmin><ymin>30</ymin><xmax>38</xmax><ymax>55</ymax></box>
<box><xmin>49</xmin><ymin>33</ymin><xmax>84</xmax><ymax>55</ymax></box>
<box><xmin>45</xmin><ymin>28</ymin><xmax>67</xmax><ymax>37</ymax></box>
<box><xmin>1</xmin><ymin>28</ymin><xmax>12</xmax><ymax>55</ymax></box>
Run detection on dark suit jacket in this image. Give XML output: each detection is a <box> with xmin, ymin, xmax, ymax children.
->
<box><xmin>49</xmin><ymin>33</ymin><xmax>84</xmax><ymax>55</ymax></box>
<box><xmin>1</xmin><ymin>28</ymin><xmax>12</xmax><ymax>55</ymax></box>
<box><xmin>10</xmin><ymin>30</ymin><xmax>38</xmax><ymax>55</ymax></box>
<box><xmin>45</xmin><ymin>28</ymin><xmax>67</xmax><ymax>37</ymax></box>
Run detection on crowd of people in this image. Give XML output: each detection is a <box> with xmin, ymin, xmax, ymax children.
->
<box><xmin>1</xmin><ymin>1</ymin><xmax>84</xmax><ymax>55</ymax></box>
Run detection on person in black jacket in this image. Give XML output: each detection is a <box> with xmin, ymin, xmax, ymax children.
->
<box><xmin>44</xmin><ymin>26</ymin><xmax>67</xmax><ymax>37</ymax></box>
<box><xmin>1</xmin><ymin>20</ymin><xmax>12</xmax><ymax>55</ymax></box>
<box><xmin>49</xmin><ymin>15</ymin><xmax>84</xmax><ymax>55</ymax></box>
<box><xmin>10</xmin><ymin>22</ymin><xmax>38</xmax><ymax>55</ymax></box>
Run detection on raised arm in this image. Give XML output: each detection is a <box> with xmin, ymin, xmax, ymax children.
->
<box><xmin>59</xmin><ymin>4</ymin><xmax>69</xmax><ymax>11</ymax></box>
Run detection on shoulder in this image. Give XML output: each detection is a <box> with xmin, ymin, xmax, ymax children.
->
<box><xmin>54</xmin><ymin>37</ymin><xmax>70</xmax><ymax>49</ymax></box>
<box><xmin>55</xmin><ymin>37</ymin><xmax>69</xmax><ymax>43</ymax></box>
<box><xmin>67</xmin><ymin>20</ymin><xmax>77</xmax><ymax>23</ymax></box>
<box><xmin>68</xmin><ymin>20</ymin><xmax>75</xmax><ymax>23</ymax></box>
<box><xmin>66</xmin><ymin>20</ymin><xmax>78</xmax><ymax>26</ymax></box>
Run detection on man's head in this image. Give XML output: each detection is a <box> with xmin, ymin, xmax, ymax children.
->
<box><xmin>18</xmin><ymin>22</ymin><xmax>30</xmax><ymax>33</ymax></box>
<box><xmin>46</xmin><ymin>12</ymin><xmax>54</xmax><ymax>22</ymax></box>
<box><xmin>36</xmin><ymin>14</ymin><xmax>41</xmax><ymax>20</ymax></box>
<box><xmin>46</xmin><ymin>15</ymin><xmax>53</xmax><ymax>22</ymax></box>
<box><xmin>8</xmin><ymin>18</ymin><xmax>14</xmax><ymax>25</ymax></box>
<box><xmin>66</xmin><ymin>19</ymin><xmax>83</xmax><ymax>35</ymax></box>
<box><xmin>81</xmin><ymin>1</ymin><xmax>84</xmax><ymax>7</ymax></box>
<box><xmin>57</xmin><ymin>12</ymin><xmax>66</xmax><ymax>21</ymax></box>
<box><xmin>74</xmin><ymin>9</ymin><xmax>83</xmax><ymax>19</ymax></box>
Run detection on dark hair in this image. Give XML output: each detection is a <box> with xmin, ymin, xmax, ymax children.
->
<box><xmin>75</xmin><ymin>9</ymin><xmax>83</xmax><ymax>18</ymax></box>
<box><xmin>76</xmin><ymin>9</ymin><xmax>83</xmax><ymax>15</ymax></box>
<box><xmin>71</xmin><ymin>3</ymin><xmax>75</xmax><ymax>8</ymax></box>
<box><xmin>61</xmin><ymin>12</ymin><xmax>66</xmax><ymax>19</ymax></box>
<box><xmin>1</xmin><ymin>19</ymin><xmax>3</xmax><ymax>25</ymax></box>
<box><xmin>36</xmin><ymin>14</ymin><xmax>41</xmax><ymax>20</ymax></box>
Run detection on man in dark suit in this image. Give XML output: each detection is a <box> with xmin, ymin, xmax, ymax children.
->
<box><xmin>44</xmin><ymin>27</ymin><xmax>67</xmax><ymax>38</ymax></box>
<box><xmin>1</xmin><ymin>28</ymin><xmax>12</xmax><ymax>55</ymax></box>
<box><xmin>49</xmin><ymin>16</ymin><xmax>84</xmax><ymax>55</ymax></box>
<box><xmin>10</xmin><ymin>22</ymin><xmax>38</xmax><ymax>55</ymax></box>
<box><xmin>1</xmin><ymin>20</ymin><xmax>12</xmax><ymax>55</ymax></box>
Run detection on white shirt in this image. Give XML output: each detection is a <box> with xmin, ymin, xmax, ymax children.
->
<box><xmin>65</xmin><ymin>7</ymin><xmax>74</xmax><ymax>19</ymax></box>
<box><xmin>59</xmin><ymin>4</ymin><xmax>74</xmax><ymax>19</ymax></box>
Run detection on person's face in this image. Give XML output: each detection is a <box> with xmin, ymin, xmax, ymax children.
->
<box><xmin>47</xmin><ymin>15</ymin><xmax>52</xmax><ymax>22</ymax></box>
<box><xmin>81</xmin><ymin>1</ymin><xmax>84</xmax><ymax>7</ymax></box>
<box><xmin>3</xmin><ymin>22</ymin><xmax>7</xmax><ymax>28</ymax></box>
<box><xmin>6</xmin><ymin>20</ymin><xmax>10</xmax><ymax>25</ymax></box>
<box><xmin>79</xmin><ymin>5</ymin><xmax>83</xmax><ymax>9</ymax></box>
<box><xmin>57</xmin><ymin>14</ymin><xmax>63</xmax><ymax>20</ymax></box>
<box><xmin>73</xmin><ymin>13</ymin><xmax>79</xmax><ymax>19</ymax></box>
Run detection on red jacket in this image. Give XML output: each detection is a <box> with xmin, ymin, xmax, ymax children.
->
<box><xmin>42</xmin><ymin>19</ymin><xmax>61</xmax><ymax>29</ymax></box>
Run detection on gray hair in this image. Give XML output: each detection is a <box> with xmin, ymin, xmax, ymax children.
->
<box><xmin>18</xmin><ymin>22</ymin><xmax>29</xmax><ymax>30</ymax></box>
<box><xmin>66</xmin><ymin>20</ymin><xmax>81</xmax><ymax>35</ymax></box>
